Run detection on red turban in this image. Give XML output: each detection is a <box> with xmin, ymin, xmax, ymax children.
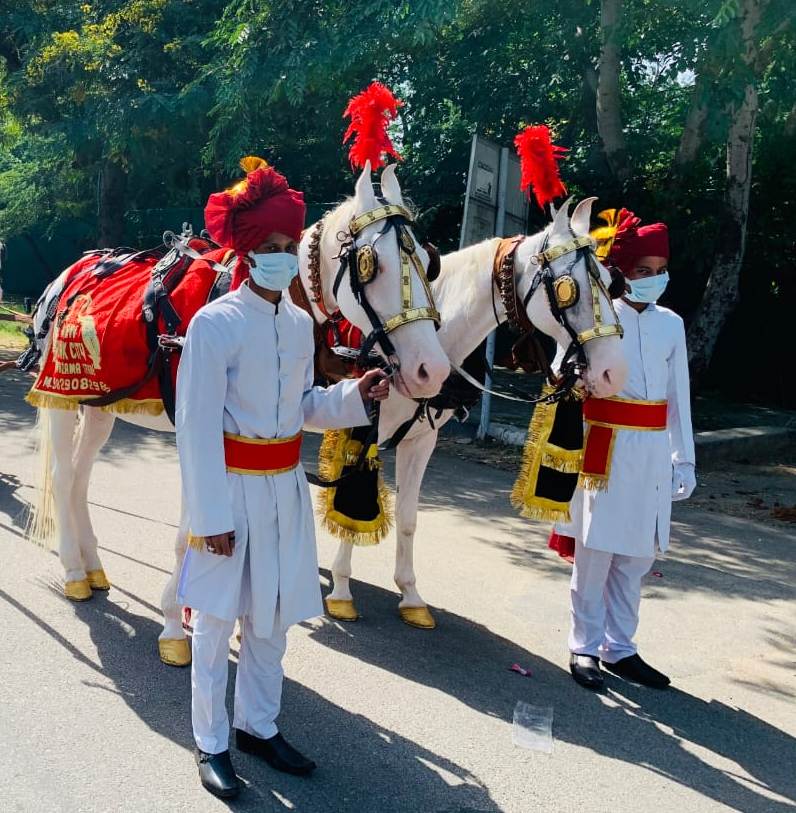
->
<box><xmin>603</xmin><ymin>208</ymin><xmax>669</xmax><ymax>276</ymax></box>
<box><xmin>203</xmin><ymin>157</ymin><xmax>306</xmax><ymax>254</ymax></box>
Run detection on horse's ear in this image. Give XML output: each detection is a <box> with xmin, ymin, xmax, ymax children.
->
<box><xmin>354</xmin><ymin>160</ymin><xmax>377</xmax><ymax>210</ymax></box>
<box><xmin>551</xmin><ymin>196</ymin><xmax>573</xmax><ymax>236</ymax></box>
<box><xmin>570</xmin><ymin>197</ymin><xmax>598</xmax><ymax>237</ymax></box>
<box><xmin>380</xmin><ymin>163</ymin><xmax>403</xmax><ymax>205</ymax></box>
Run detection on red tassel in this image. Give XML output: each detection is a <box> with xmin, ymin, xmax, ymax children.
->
<box><xmin>343</xmin><ymin>82</ymin><xmax>402</xmax><ymax>170</ymax></box>
<box><xmin>514</xmin><ymin>125</ymin><xmax>568</xmax><ymax>208</ymax></box>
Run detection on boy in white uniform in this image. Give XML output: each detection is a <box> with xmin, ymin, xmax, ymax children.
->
<box><xmin>552</xmin><ymin>210</ymin><xmax>696</xmax><ymax>691</ymax></box>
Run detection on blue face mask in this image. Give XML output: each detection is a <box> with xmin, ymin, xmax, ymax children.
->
<box><xmin>625</xmin><ymin>271</ymin><xmax>669</xmax><ymax>304</ymax></box>
<box><xmin>247</xmin><ymin>251</ymin><xmax>299</xmax><ymax>291</ymax></box>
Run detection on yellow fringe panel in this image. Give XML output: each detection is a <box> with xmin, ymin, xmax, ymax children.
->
<box><xmin>315</xmin><ymin>429</ymin><xmax>393</xmax><ymax>546</ymax></box>
<box><xmin>510</xmin><ymin>393</ymin><xmax>558</xmax><ymax>517</ymax></box>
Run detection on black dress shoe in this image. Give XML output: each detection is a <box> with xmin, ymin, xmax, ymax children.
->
<box><xmin>195</xmin><ymin>749</ymin><xmax>240</xmax><ymax>798</ymax></box>
<box><xmin>569</xmin><ymin>653</ymin><xmax>605</xmax><ymax>690</ymax></box>
<box><xmin>602</xmin><ymin>654</ymin><xmax>670</xmax><ymax>689</ymax></box>
<box><xmin>235</xmin><ymin>729</ymin><xmax>316</xmax><ymax>776</ymax></box>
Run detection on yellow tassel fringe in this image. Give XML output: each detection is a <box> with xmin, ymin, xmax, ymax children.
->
<box><xmin>26</xmin><ymin>388</ymin><xmax>164</xmax><ymax>416</ymax></box>
<box><xmin>315</xmin><ymin>429</ymin><xmax>393</xmax><ymax>546</ymax></box>
<box><xmin>578</xmin><ymin>473</ymin><xmax>610</xmax><ymax>492</ymax></box>
<box><xmin>510</xmin><ymin>394</ymin><xmax>558</xmax><ymax>516</ymax></box>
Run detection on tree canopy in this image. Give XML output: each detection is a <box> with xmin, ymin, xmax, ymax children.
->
<box><xmin>0</xmin><ymin>0</ymin><xmax>793</xmax><ymax>402</ymax></box>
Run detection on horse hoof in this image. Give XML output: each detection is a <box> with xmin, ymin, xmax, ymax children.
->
<box><xmin>325</xmin><ymin>598</ymin><xmax>359</xmax><ymax>622</ymax></box>
<box><xmin>64</xmin><ymin>578</ymin><xmax>92</xmax><ymax>602</ymax></box>
<box><xmin>159</xmin><ymin>638</ymin><xmax>192</xmax><ymax>667</ymax></box>
<box><xmin>86</xmin><ymin>569</ymin><xmax>111</xmax><ymax>591</ymax></box>
<box><xmin>399</xmin><ymin>606</ymin><xmax>436</xmax><ymax>629</ymax></box>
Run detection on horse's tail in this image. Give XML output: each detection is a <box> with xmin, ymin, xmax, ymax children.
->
<box><xmin>27</xmin><ymin>407</ymin><xmax>59</xmax><ymax>548</ymax></box>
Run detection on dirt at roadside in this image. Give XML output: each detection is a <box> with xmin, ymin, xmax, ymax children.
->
<box><xmin>435</xmin><ymin>434</ymin><xmax>796</xmax><ymax>529</ymax></box>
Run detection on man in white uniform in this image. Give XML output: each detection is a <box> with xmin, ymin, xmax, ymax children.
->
<box><xmin>176</xmin><ymin>158</ymin><xmax>389</xmax><ymax>798</ymax></box>
<box><xmin>553</xmin><ymin>209</ymin><xmax>696</xmax><ymax>691</ymax></box>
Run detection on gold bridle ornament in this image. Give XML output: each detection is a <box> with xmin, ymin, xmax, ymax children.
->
<box><xmin>530</xmin><ymin>234</ymin><xmax>624</xmax><ymax>345</ymax></box>
<box><xmin>348</xmin><ymin>203</ymin><xmax>440</xmax><ymax>336</ymax></box>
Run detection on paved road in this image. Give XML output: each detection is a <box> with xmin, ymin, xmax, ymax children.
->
<box><xmin>1</xmin><ymin>362</ymin><xmax>795</xmax><ymax>813</ymax></box>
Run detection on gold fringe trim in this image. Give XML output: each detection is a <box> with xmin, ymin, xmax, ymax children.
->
<box><xmin>541</xmin><ymin>446</ymin><xmax>583</xmax><ymax>474</ymax></box>
<box><xmin>99</xmin><ymin>398</ymin><xmax>164</xmax><ymax>416</ymax></box>
<box><xmin>315</xmin><ymin>429</ymin><xmax>393</xmax><ymax>546</ymax></box>
<box><xmin>26</xmin><ymin>389</ymin><xmax>164</xmax><ymax>416</ymax></box>
<box><xmin>515</xmin><ymin>500</ymin><xmax>572</xmax><ymax>524</ymax></box>
<box><xmin>578</xmin><ymin>473</ymin><xmax>610</xmax><ymax>492</ymax></box>
<box><xmin>25</xmin><ymin>390</ymin><xmax>79</xmax><ymax>412</ymax></box>
<box><xmin>510</xmin><ymin>393</ymin><xmax>558</xmax><ymax>516</ymax></box>
<box><xmin>188</xmin><ymin>533</ymin><xmax>204</xmax><ymax>551</ymax></box>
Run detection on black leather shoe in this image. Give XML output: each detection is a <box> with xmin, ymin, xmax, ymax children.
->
<box><xmin>235</xmin><ymin>729</ymin><xmax>316</xmax><ymax>776</ymax></box>
<box><xmin>602</xmin><ymin>654</ymin><xmax>670</xmax><ymax>689</ymax></box>
<box><xmin>569</xmin><ymin>653</ymin><xmax>605</xmax><ymax>690</ymax></box>
<box><xmin>195</xmin><ymin>749</ymin><xmax>240</xmax><ymax>798</ymax></box>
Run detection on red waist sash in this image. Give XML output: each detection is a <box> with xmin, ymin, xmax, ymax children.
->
<box><xmin>581</xmin><ymin>397</ymin><xmax>667</xmax><ymax>488</ymax></box>
<box><xmin>223</xmin><ymin>432</ymin><xmax>303</xmax><ymax>475</ymax></box>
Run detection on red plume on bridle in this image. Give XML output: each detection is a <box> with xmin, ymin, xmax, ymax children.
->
<box><xmin>343</xmin><ymin>81</ymin><xmax>402</xmax><ymax>170</ymax></box>
<box><xmin>514</xmin><ymin>125</ymin><xmax>568</xmax><ymax>209</ymax></box>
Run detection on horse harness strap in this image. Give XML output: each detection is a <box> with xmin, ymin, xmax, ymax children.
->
<box><xmin>330</xmin><ymin>202</ymin><xmax>441</xmax><ymax>364</ymax></box>
<box><xmin>349</xmin><ymin>204</ymin><xmax>413</xmax><ymax>236</ymax></box>
<box><xmin>493</xmin><ymin>236</ymin><xmax>531</xmax><ymax>334</ymax></box>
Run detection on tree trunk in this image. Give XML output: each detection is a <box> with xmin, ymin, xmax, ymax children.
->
<box><xmin>97</xmin><ymin>157</ymin><xmax>127</xmax><ymax>248</ymax></box>
<box><xmin>686</xmin><ymin>0</ymin><xmax>763</xmax><ymax>382</ymax></box>
<box><xmin>675</xmin><ymin>79</ymin><xmax>710</xmax><ymax>169</ymax></box>
<box><xmin>596</xmin><ymin>0</ymin><xmax>631</xmax><ymax>187</ymax></box>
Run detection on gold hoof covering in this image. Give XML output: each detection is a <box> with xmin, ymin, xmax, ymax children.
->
<box><xmin>86</xmin><ymin>569</ymin><xmax>111</xmax><ymax>591</ymax></box>
<box><xmin>399</xmin><ymin>606</ymin><xmax>436</xmax><ymax>629</ymax></box>
<box><xmin>325</xmin><ymin>598</ymin><xmax>359</xmax><ymax>622</ymax></box>
<box><xmin>159</xmin><ymin>638</ymin><xmax>192</xmax><ymax>667</ymax></box>
<box><xmin>64</xmin><ymin>579</ymin><xmax>92</xmax><ymax>602</ymax></box>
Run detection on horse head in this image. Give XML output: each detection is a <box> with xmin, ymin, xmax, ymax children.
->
<box><xmin>515</xmin><ymin>198</ymin><xmax>627</xmax><ymax>398</ymax></box>
<box><xmin>300</xmin><ymin>161</ymin><xmax>449</xmax><ymax>400</ymax></box>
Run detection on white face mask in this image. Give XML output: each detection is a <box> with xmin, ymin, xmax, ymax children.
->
<box><xmin>247</xmin><ymin>251</ymin><xmax>299</xmax><ymax>291</ymax></box>
<box><xmin>625</xmin><ymin>271</ymin><xmax>669</xmax><ymax>304</ymax></box>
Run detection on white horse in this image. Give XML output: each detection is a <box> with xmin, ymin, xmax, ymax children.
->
<box><xmin>27</xmin><ymin>163</ymin><xmax>450</xmax><ymax>666</ymax></box>
<box><xmin>322</xmin><ymin>195</ymin><xmax>629</xmax><ymax>628</ymax></box>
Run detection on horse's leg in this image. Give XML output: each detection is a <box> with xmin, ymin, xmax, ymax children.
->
<box><xmin>70</xmin><ymin>408</ymin><xmax>115</xmax><ymax>589</ymax></box>
<box><xmin>394</xmin><ymin>427</ymin><xmax>438</xmax><ymax>629</ymax></box>
<box><xmin>47</xmin><ymin>409</ymin><xmax>91</xmax><ymax>600</ymax></box>
<box><xmin>158</xmin><ymin>490</ymin><xmax>192</xmax><ymax>666</ymax></box>
<box><xmin>326</xmin><ymin>541</ymin><xmax>359</xmax><ymax>621</ymax></box>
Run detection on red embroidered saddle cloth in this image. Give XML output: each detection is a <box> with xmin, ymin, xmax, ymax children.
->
<box><xmin>28</xmin><ymin>245</ymin><xmax>235</xmax><ymax>414</ymax></box>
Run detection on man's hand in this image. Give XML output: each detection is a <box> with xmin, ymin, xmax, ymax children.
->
<box><xmin>358</xmin><ymin>369</ymin><xmax>390</xmax><ymax>402</ymax></box>
<box><xmin>671</xmin><ymin>463</ymin><xmax>696</xmax><ymax>502</ymax></box>
<box><xmin>204</xmin><ymin>531</ymin><xmax>236</xmax><ymax>556</ymax></box>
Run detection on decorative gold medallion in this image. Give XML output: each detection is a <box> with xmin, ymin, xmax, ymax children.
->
<box><xmin>357</xmin><ymin>245</ymin><xmax>377</xmax><ymax>283</ymax></box>
<box><xmin>554</xmin><ymin>275</ymin><xmax>578</xmax><ymax>309</ymax></box>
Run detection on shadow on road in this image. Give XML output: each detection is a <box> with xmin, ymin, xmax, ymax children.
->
<box><xmin>0</xmin><ymin>583</ymin><xmax>501</xmax><ymax>813</ymax></box>
<box><xmin>308</xmin><ymin>571</ymin><xmax>796</xmax><ymax>813</ymax></box>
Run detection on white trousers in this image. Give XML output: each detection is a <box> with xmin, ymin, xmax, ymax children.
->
<box><xmin>191</xmin><ymin>611</ymin><xmax>288</xmax><ymax>754</ymax></box>
<box><xmin>568</xmin><ymin>538</ymin><xmax>655</xmax><ymax>663</ymax></box>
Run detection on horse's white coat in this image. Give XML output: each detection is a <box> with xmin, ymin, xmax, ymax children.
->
<box><xmin>31</xmin><ymin>165</ymin><xmax>451</xmax><ymax>647</ymax></box>
<box><xmin>327</xmin><ymin>201</ymin><xmax>629</xmax><ymax>616</ymax></box>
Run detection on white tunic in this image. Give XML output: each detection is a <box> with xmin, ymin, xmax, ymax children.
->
<box><xmin>557</xmin><ymin>299</ymin><xmax>695</xmax><ymax>557</ymax></box>
<box><xmin>175</xmin><ymin>283</ymin><xmax>369</xmax><ymax>638</ymax></box>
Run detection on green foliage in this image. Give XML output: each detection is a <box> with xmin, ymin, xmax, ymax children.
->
<box><xmin>0</xmin><ymin>0</ymin><xmax>794</xmax><ymax>401</ymax></box>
